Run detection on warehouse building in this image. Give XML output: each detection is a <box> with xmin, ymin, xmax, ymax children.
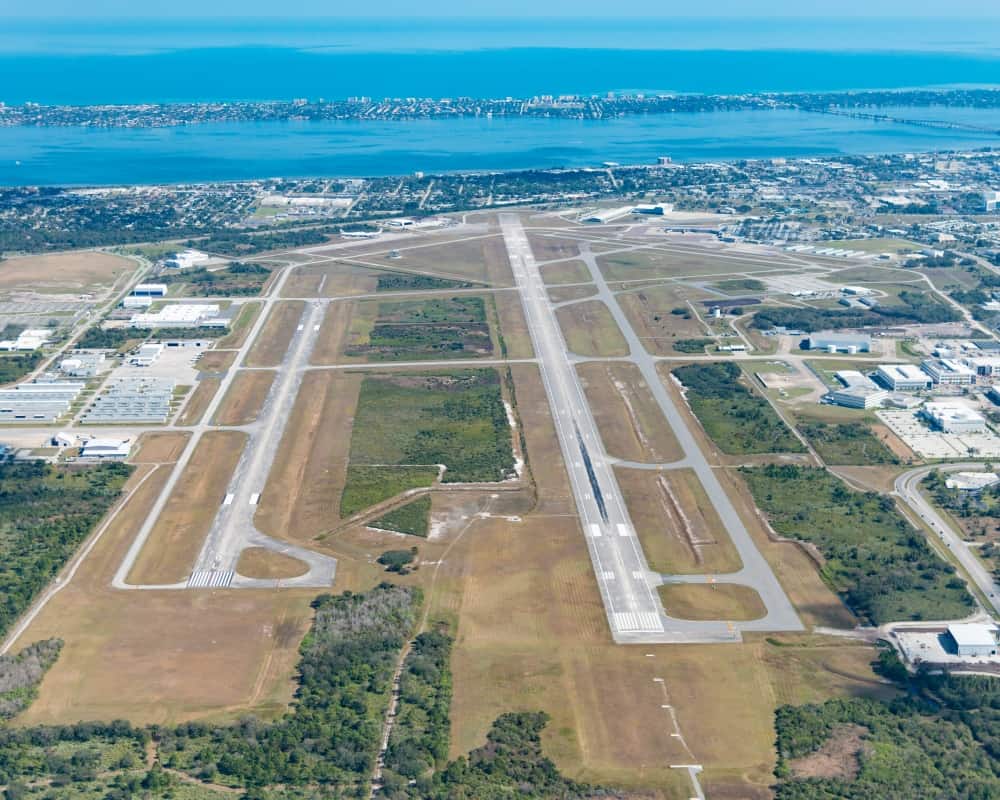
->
<box><xmin>875</xmin><ymin>364</ymin><xmax>932</xmax><ymax>391</ymax></box>
<box><xmin>828</xmin><ymin>385</ymin><xmax>888</xmax><ymax>409</ymax></box>
<box><xmin>0</xmin><ymin>328</ymin><xmax>51</xmax><ymax>351</ymax></box>
<box><xmin>921</xmin><ymin>402</ymin><xmax>987</xmax><ymax>434</ymax></box>
<box><xmin>130</xmin><ymin>342</ymin><xmax>164</xmax><ymax>367</ymax></box>
<box><xmin>804</xmin><ymin>331</ymin><xmax>871</xmax><ymax>353</ymax></box>
<box><xmin>128</xmin><ymin>303</ymin><xmax>228</xmax><ymax>329</ymax></box>
<box><xmin>0</xmin><ymin>381</ymin><xmax>85</xmax><ymax>422</ymax></box>
<box><xmin>922</xmin><ymin>358</ymin><xmax>976</xmax><ymax>386</ymax></box>
<box><xmin>963</xmin><ymin>356</ymin><xmax>1000</xmax><ymax>378</ymax></box>
<box><xmin>59</xmin><ymin>352</ymin><xmax>106</xmax><ymax>378</ymax></box>
<box><xmin>80</xmin><ymin>438</ymin><xmax>132</xmax><ymax>460</ymax></box>
<box><xmin>133</xmin><ymin>283</ymin><xmax>168</xmax><ymax>297</ymax></box>
<box><xmin>948</xmin><ymin>623</ymin><xmax>998</xmax><ymax>657</ymax></box>
<box><xmin>84</xmin><ymin>376</ymin><xmax>175</xmax><ymax>423</ymax></box>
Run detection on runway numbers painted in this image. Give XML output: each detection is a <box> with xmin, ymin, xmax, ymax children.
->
<box><xmin>249</xmin><ymin>493</ymin><xmax>260</xmax><ymax>505</ymax></box>
<box><xmin>223</xmin><ymin>493</ymin><xmax>234</xmax><ymax>506</ymax></box>
<box><xmin>588</xmin><ymin>524</ymin><xmax>602</xmax><ymax>538</ymax></box>
<box><xmin>617</xmin><ymin>524</ymin><xmax>631</xmax><ymax>537</ymax></box>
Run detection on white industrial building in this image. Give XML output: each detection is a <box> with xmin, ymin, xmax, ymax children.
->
<box><xmin>122</xmin><ymin>295</ymin><xmax>154</xmax><ymax>309</ymax></box>
<box><xmin>805</xmin><ymin>332</ymin><xmax>871</xmax><ymax>353</ymax></box>
<box><xmin>964</xmin><ymin>356</ymin><xmax>1000</xmax><ymax>378</ymax></box>
<box><xmin>80</xmin><ymin>438</ymin><xmax>132</xmax><ymax>460</ymax></box>
<box><xmin>59</xmin><ymin>352</ymin><xmax>106</xmax><ymax>378</ymax></box>
<box><xmin>130</xmin><ymin>342</ymin><xmax>164</xmax><ymax>367</ymax></box>
<box><xmin>945</xmin><ymin>472</ymin><xmax>1000</xmax><ymax>491</ymax></box>
<box><xmin>582</xmin><ymin>206</ymin><xmax>634</xmax><ymax>224</ymax></box>
<box><xmin>133</xmin><ymin>283</ymin><xmax>168</xmax><ymax>297</ymax></box>
<box><xmin>985</xmin><ymin>190</ymin><xmax>1000</xmax><ymax>213</ymax></box>
<box><xmin>827</xmin><ymin>370</ymin><xmax>887</xmax><ymax>409</ymax></box>
<box><xmin>0</xmin><ymin>328</ymin><xmax>51</xmax><ymax>351</ymax></box>
<box><xmin>128</xmin><ymin>304</ymin><xmax>227</xmax><ymax>329</ymax></box>
<box><xmin>633</xmin><ymin>203</ymin><xmax>674</xmax><ymax>215</ymax></box>
<box><xmin>875</xmin><ymin>364</ymin><xmax>932</xmax><ymax>391</ymax></box>
<box><xmin>948</xmin><ymin>623</ymin><xmax>998</xmax><ymax>657</ymax></box>
<box><xmin>921</xmin><ymin>358</ymin><xmax>976</xmax><ymax>386</ymax></box>
<box><xmin>921</xmin><ymin>402</ymin><xmax>986</xmax><ymax>434</ymax></box>
<box><xmin>163</xmin><ymin>249</ymin><xmax>212</xmax><ymax>270</ymax></box>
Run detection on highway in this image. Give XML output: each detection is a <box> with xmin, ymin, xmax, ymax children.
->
<box><xmin>502</xmin><ymin>215</ymin><xmax>802</xmax><ymax>641</ymax></box>
<box><xmin>894</xmin><ymin>463</ymin><xmax>1000</xmax><ymax>617</ymax></box>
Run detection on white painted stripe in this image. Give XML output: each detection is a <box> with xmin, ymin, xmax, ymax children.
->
<box><xmin>249</xmin><ymin>493</ymin><xmax>260</xmax><ymax>506</ymax></box>
<box><xmin>297</xmin><ymin>324</ymin><xmax>304</xmax><ymax>331</ymax></box>
<box><xmin>223</xmin><ymin>493</ymin><xmax>234</xmax><ymax>506</ymax></box>
<box><xmin>313</xmin><ymin>324</ymin><xmax>320</xmax><ymax>331</ymax></box>
<box><xmin>617</xmin><ymin>524</ymin><xmax>631</xmax><ymax>537</ymax></box>
<box><xmin>588</xmin><ymin>524</ymin><xmax>602</xmax><ymax>538</ymax></box>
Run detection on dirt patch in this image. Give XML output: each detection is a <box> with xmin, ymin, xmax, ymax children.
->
<box><xmin>213</xmin><ymin>370</ymin><xmax>275</xmax><ymax>426</ymax></box>
<box><xmin>528</xmin><ymin>233</ymin><xmax>581</xmax><ymax>262</ymax></box>
<box><xmin>555</xmin><ymin>300</ymin><xmax>629</xmax><ymax>357</ymax></box>
<box><xmin>176</xmin><ymin>378</ymin><xmax>220</xmax><ymax>426</ymax></box>
<box><xmin>789</xmin><ymin>724</ymin><xmax>868</xmax><ymax>780</ymax></box>
<box><xmin>236</xmin><ymin>547</ymin><xmax>310</xmax><ymax>579</ymax></box>
<box><xmin>616</xmin><ymin>285</ymin><xmax>712</xmax><ymax>356</ymax></box>
<box><xmin>577</xmin><ymin>362</ymin><xmax>682</xmax><ymax>463</ymax></box>
<box><xmin>658</xmin><ymin>583</ymin><xmax>767</xmax><ymax>621</ymax></box>
<box><xmin>132</xmin><ymin>432</ymin><xmax>190</xmax><ymax>464</ymax></box>
<box><xmin>0</xmin><ymin>251</ymin><xmax>134</xmax><ymax>293</ymax></box>
<box><xmin>244</xmin><ymin>301</ymin><xmax>304</xmax><ymax>368</ymax></box>
<box><xmin>128</xmin><ymin>431</ymin><xmax>247</xmax><ymax>585</ymax></box>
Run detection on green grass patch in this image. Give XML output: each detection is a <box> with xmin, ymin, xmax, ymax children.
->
<box><xmin>346</xmin><ymin>296</ymin><xmax>493</xmax><ymax>361</ymax></box>
<box><xmin>672</xmin><ymin>337</ymin><xmax>714</xmax><ymax>353</ymax></box>
<box><xmin>741</xmin><ymin>464</ymin><xmax>973</xmax><ymax>623</ymax></box>
<box><xmin>370</xmin><ymin>496</ymin><xmax>431</xmax><ymax>537</ymax></box>
<box><xmin>160</xmin><ymin>262</ymin><xmax>271</xmax><ymax>297</ymax></box>
<box><xmin>348</xmin><ymin>370</ymin><xmax>515</xmax><ymax>484</ymax></box>
<box><xmin>340</xmin><ymin>466</ymin><xmax>439</xmax><ymax>518</ymax></box>
<box><xmin>375</xmin><ymin>272</ymin><xmax>474</xmax><ymax>291</ymax></box>
<box><xmin>798</xmin><ymin>422</ymin><xmax>900</xmax><ymax>466</ymax></box>
<box><xmin>0</xmin><ymin>351</ymin><xmax>43</xmax><ymax>385</ymax></box>
<box><xmin>672</xmin><ymin>362</ymin><xmax>804</xmax><ymax>454</ymax></box>
<box><xmin>715</xmin><ymin>278</ymin><xmax>765</xmax><ymax>292</ymax></box>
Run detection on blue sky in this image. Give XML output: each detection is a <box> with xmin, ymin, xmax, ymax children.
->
<box><xmin>6</xmin><ymin>1</ymin><xmax>997</xmax><ymax>16</ymax></box>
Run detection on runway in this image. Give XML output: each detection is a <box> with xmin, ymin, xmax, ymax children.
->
<box><xmin>502</xmin><ymin>215</ymin><xmax>802</xmax><ymax>642</ymax></box>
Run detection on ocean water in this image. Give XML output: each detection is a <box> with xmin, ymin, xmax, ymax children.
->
<box><xmin>2</xmin><ymin>108</ymin><xmax>998</xmax><ymax>187</ymax></box>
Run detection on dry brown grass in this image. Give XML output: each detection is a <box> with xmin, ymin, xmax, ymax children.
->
<box><xmin>213</xmin><ymin>370</ymin><xmax>275</xmax><ymax>426</ymax></box>
<box><xmin>256</xmin><ymin>371</ymin><xmax>361</xmax><ymax>541</ymax></box>
<box><xmin>175</xmin><ymin>378</ymin><xmax>220</xmax><ymax>426</ymax></box>
<box><xmin>196</xmin><ymin>350</ymin><xmax>237</xmax><ymax>372</ymax></box>
<box><xmin>540</xmin><ymin>260</ymin><xmax>592</xmax><ymax>285</ymax></box>
<box><xmin>617</xmin><ymin>467</ymin><xmax>742</xmax><ymax>574</ymax></box>
<box><xmin>216</xmin><ymin>302</ymin><xmax>262</xmax><ymax>349</ymax></box>
<box><xmin>577</xmin><ymin>362</ymin><xmax>682</xmax><ymax>463</ymax></box>
<box><xmin>549</xmin><ymin>285</ymin><xmax>598</xmax><ymax>303</ymax></box>
<box><xmin>555</xmin><ymin>300</ymin><xmax>629</xmax><ymax>357</ymax></box>
<box><xmin>244</xmin><ymin>301</ymin><xmax>304</xmax><ymax>367</ymax></box>
<box><xmin>131</xmin><ymin>432</ymin><xmax>190</xmax><ymax>464</ymax></box>
<box><xmin>0</xmin><ymin>251</ymin><xmax>134</xmax><ymax>293</ymax></box>
<box><xmin>11</xmin><ymin>464</ymin><xmax>316</xmax><ymax>726</ymax></box>
<box><xmin>658</xmin><ymin>583</ymin><xmax>766</xmax><ymax>621</ymax></box>
<box><xmin>236</xmin><ymin>547</ymin><xmax>310</xmax><ymax>579</ymax></box>
<box><xmin>528</xmin><ymin>233</ymin><xmax>581</xmax><ymax>262</ymax></box>
<box><xmin>433</xmin><ymin>364</ymin><xmax>887</xmax><ymax>798</ymax></box>
<box><xmin>128</xmin><ymin>431</ymin><xmax>247</xmax><ymax>585</ymax></box>
<box><xmin>309</xmin><ymin>301</ymin><xmax>354</xmax><ymax>365</ymax></box>
<box><xmin>493</xmin><ymin>291</ymin><xmax>534</xmax><ymax>359</ymax></box>
<box><xmin>617</xmin><ymin>285</ymin><xmax>712</xmax><ymax>356</ymax></box>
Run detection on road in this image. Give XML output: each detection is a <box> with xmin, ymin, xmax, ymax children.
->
<box><xmin>502</xmin><ymin>215</ymin><xmax>802</xmax><ymax>642</ymax></box>
<box><xmin>894</xmin><ymin>463</ymin><xmax>1000</xmax><ymax>617</ymax></box>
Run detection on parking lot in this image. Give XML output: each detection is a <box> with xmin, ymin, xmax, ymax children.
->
<box><xmin>877</xmin><ymin>409</ymin><xmax>1000</xmax><ymax>458</ymax></box>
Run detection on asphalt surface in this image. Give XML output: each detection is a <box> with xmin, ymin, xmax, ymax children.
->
<box><xmin>894</xmin><ymin>463</ymin><xmax>1000</xmax><ymax>617</ymax></box>
<box><xmin>504</xmin><ymin>216</ymin><xmax>802</xmax><ymax>641</ymax></box>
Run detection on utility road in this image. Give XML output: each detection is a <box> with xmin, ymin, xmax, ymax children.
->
<box><xmin>503</xmin><ymin>215</ymin><xmax>802</xmax><ymax>641</ymax></box>
<box><xmin>895</xmin><ymin>463</ymin><xmax>1000</xmax><ymax>617</ymax></box>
